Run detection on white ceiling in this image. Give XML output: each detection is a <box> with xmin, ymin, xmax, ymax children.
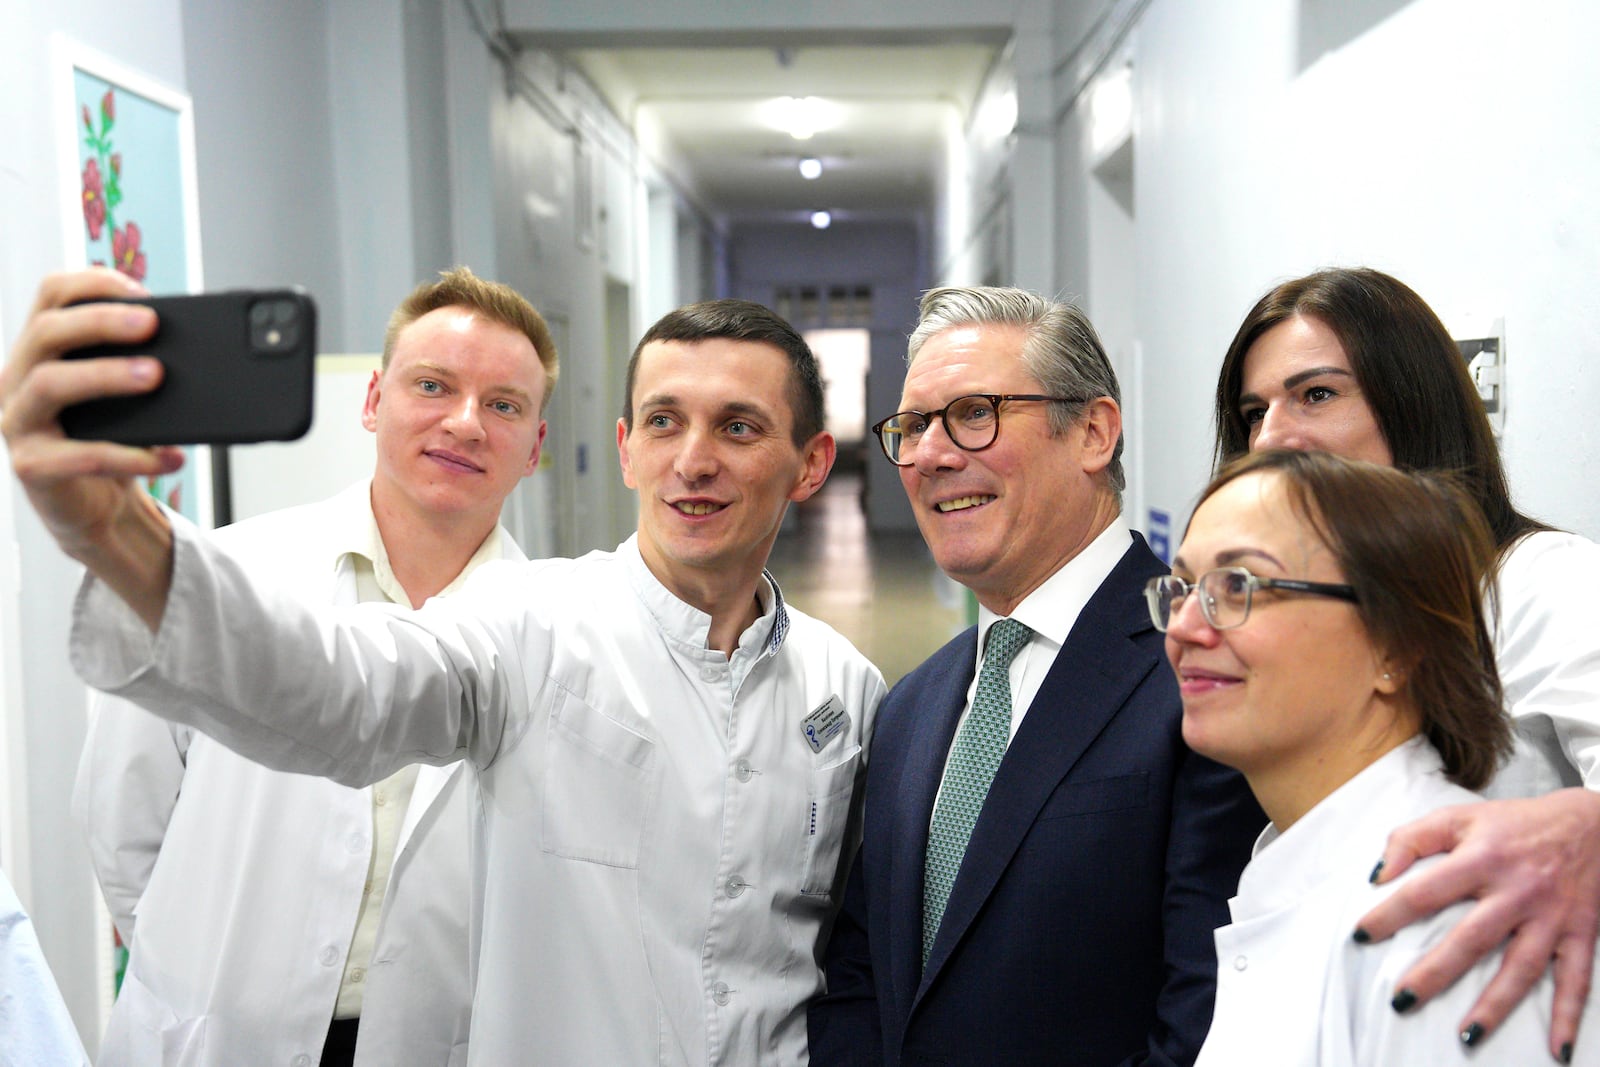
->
<box><xmin>561</xmin><ymin>43</ymin><xmax>1004</xmax><ymax>224</ymax></box>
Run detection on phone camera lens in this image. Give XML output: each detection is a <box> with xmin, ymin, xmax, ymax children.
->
<box><xmin>250</xmin><ymin>299</ymin><xmax>299</xmax><ymax>354</ymax></box>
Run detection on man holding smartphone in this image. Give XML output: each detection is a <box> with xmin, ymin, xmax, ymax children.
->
<box><xmin>3</xmin><ymin>268</ymin><xmax>884</xmax><ymax>1066</ymax></box>
<box><xmin>69</xmin><ymin>267</ymin><xmax>555</xmax><ymax>1067</ymax></box>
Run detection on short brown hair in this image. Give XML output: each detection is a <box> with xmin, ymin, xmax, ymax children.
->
<box><xmin>621</xmin><ymin>299</ymin><xmax>823</xmax><ymax>447</ymax></box>
<box><xmin>383</xmin><ymin>267</ymin><xmax>559</xmax><ymax>412</ymax></box>
<box><xmin>1198</xmin><ymin>449</ymin><xmax>1509</xmax><ymax>790</ymax></box>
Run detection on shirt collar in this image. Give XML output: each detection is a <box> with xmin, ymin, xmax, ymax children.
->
<box><xmin>619</xmin><ymin>534</ymin><xmax>790</xmax><ymax>658</ymax></box>
<box><xmin>336</xmin><ymin>482</ymin><xmax>505</xmax><ymax>605</ymax></box>
<box><xmin>1233</xmin><ymin>736</ymin><xmax>1445</xmax><ymax>920</ymax></box>
<box><xmin>975</xmin><ymin>514</ymin><xmax>1133</xmax><ymax>659</ymax></box>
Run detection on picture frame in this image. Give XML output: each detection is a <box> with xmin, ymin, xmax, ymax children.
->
<box><xmin>52</xmin><ymin>35</ymin><xmax>217</xmax><ymax>528</ymax></box>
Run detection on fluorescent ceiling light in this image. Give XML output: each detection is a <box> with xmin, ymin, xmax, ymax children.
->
<box><xmin>799</xmin><ymin>157</ymin><xmax>822</xmax><ymax>180</ymax></box>
<box><xmin>810</xmin><ymin>210</ymin><xmax>832</xmax><ymax>229</ymax></box>
<box><xmin>761</xmin><ymin>96</ymin><xmax>838</xmax><ymax>140</ymax></box>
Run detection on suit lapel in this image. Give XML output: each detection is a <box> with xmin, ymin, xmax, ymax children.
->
<box><xmin>916</xmin><ymin>537</ymin><xmax>1166</xmax><ymax>995</ymax></box>
<box><xmin>887</xmin><ymin>629</ymin><xmax>978</xmax><ymax>1013</ymax></box>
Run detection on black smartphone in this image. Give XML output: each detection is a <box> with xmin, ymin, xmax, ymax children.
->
<box><xmin>60</xmin><ymin>289</ymin><xmax>317</xmax><ymax>446</ymax></box>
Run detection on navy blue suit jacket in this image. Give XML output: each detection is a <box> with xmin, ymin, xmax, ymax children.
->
<box><xmin>809</xmin><ymin>533</ymin><xmax>1263</xmax><ymax>1066</ymax></box>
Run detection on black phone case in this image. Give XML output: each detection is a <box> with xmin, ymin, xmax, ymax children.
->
<box><xmin>60</xmin><ymin>290</ymin><xmax>317</xmax><ymax>446</ymax></box>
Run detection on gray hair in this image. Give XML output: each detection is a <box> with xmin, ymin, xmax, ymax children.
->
<box><xmin>908</xmin><ymin>286</ymin><xmax>1125</xmax><ymax>496</ymax></box>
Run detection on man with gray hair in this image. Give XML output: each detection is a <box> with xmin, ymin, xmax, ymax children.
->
<box><xmin>809</xmin><ymin>286</ymin><xmax>1262</xmax><ymax>1065</ymax></box>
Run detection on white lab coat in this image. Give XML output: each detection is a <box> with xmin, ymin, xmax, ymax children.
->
<box><xmin>72</xmin><ymin>520</ymin><xmax>885</xmax><ymax>1067</ymax></box>
<box><xmin>1198</xmin><ymin>738</ymin><xmax>1597</xmax><ymax>1066</ymax></box>
<box><xmin>1485</xmin><ymin>529</ymin><xmax>1600</xmax><ymax>796</ymax></box>
<box><xmin>73</xmin><ymin>484</ymin><xmax>520</xmax><ymax>1067</ymax></box>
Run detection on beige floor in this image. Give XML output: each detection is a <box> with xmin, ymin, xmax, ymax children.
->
<box><xmin>765</xmin><ymin>467</ymin><xmax>970</xmax><ymax>687</ymax></box>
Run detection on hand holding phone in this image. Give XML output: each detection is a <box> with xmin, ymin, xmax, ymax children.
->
<box><xmin>60</xmin><ymin>289</ymin><xmax>317</xmax><ymax>446</ymax></box>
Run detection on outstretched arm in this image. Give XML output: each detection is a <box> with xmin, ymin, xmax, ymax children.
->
<box><xmin>1</xmin><ymin>268</ymin><xmax>178</xmax><ymax>629</ymax></box>
<box><xmin>1356</xmin><ymin>788</ymin><xmax>1600</xmax><ymax>1064</ymax></box>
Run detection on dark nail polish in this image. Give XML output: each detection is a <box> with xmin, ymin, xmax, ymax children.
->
<box><xmin>1561</xmin><ymin>1042</ymin><xmax>1574</xmax><ymax>1064</ymax></box>
<box><xmin>1460</xmin><ymin>1022</ymin><xmax>1484</xmax><ymax>1047</ymax></box>
<box><xmin>1369</xmin><ymin>859</ymin><xmax>1385</xmax><ymax>884</ymax></box>
<box><xmin>1352</xmin><ymin>927</ymin><xmax>1371</xmax><ymax>944</ymax></box>
<box><xmin>1391</xmin><ymin>988</ymin><xmax>1417</xmax><ymax>1013</ymax></box>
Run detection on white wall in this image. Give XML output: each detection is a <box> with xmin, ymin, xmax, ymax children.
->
<box><xmin>181</xmin><ymin>0</ymin><xmax>346</xmax><ymax>343</ymax></box>
<box><xmin>0</xmin><ymin>0</ymin><xmax>190</xmax><ymax>1048</ymax></box>
<box><xmin>228</xmin><ymin>355</ymin><xmax>380</xmax><ymax>521</ymax></box>
<box><xmin>1107</xmin><ymin>0</ymin><xmax>1600</xmax><ymax>542</ymax></box>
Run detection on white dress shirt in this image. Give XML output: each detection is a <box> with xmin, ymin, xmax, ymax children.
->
<box><xmin>971</xmin><ymin>516</ymin><xmax>1133</xmax><ymax>734</ymax></box>
<box><xmin>71</xmin><ymin>522</ymin><xmax>885</xmax><ymax>1067</ymax></box>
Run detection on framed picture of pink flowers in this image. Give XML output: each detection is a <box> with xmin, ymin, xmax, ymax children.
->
<box><xmin>53</xmin><ymin>37</ymin><xmax>214</xmax><ymax>528</ymax></box>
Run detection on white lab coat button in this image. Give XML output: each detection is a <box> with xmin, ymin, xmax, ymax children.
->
<box><xmin>734</xmin><ymin>759</ymin><xmax>754</xmax><ymax>782</ymax></box>
<box><xmin>1233</xmin><ymin>955</ymin><xmax>1248</xmax><ymax>971</ymax></box>
<box><xmin>293</xmin><ymin>1055</ymin><xmax>312</xmax><ymax>1067</ymax></box>
<box><xmin>712</xmin><ymin>981</ymin><xmax>731</xmax><ymax>1006</ymax></box>
<box><xmin>320</xmin><ymin>945</ymin><xmax>340</xmax><ymax>966</ymax></box>
<box><xmin>700</xmin><ymin>666</ymin><xmax>720</xmax><ymax>682</ymax></box>
<box><xmin>350</xmin><ymin>967</ymin><xmax>365</xmax><ymax>983</ymax></box>
<box><xmin>374</xmin><ymin>790</ymin><xmax>387</xmax><ymax>807</ymax></box>
<box><xmin>725</xmin><ymin>874</ymin><xmax>749</xmax><ymax>898</ymax></box>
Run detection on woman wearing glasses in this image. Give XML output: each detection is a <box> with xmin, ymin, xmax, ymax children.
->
<box><xmin>1153</xmin><ymin>448</ymin><xmax>1593</xmax><ymax>1065</ymax></box>
<box><xmin>1213</xmin><ymin>267</ymin><xmax>1600</xmax><ymax>1063</ymax></box>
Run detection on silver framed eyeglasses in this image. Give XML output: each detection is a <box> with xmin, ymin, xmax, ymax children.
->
<box><xmin>871</xmin><ymin>393</ymin><xmax>1083</xmax><ymax>467</ymax></box>
<box><xmin>1144</xmin><ymin>566</ymin><xmax>1358</xmax><ymax>632</ymax></box>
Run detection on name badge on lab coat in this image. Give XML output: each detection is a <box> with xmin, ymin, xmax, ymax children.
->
<box><xmin>801</xmin><ymin>695</ymin><xmax>849</xmax><ymax>754</ymax></box>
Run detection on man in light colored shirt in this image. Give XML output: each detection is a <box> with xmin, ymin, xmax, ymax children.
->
<box><xmin>2</xmin><ymin>272</ymin><xmax>884</xmax><ymax>1066</ymax></box>
<box><xmin>70</xmin><ymin>267</ymin><xmax>556</xmax><ymax>1067</ymax></box>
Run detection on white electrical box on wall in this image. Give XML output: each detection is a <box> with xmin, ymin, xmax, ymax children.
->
<box><xmin>1451</xmin><ymin>314</ymin><xmax>1506</xmax><ymax>436</ymax></box>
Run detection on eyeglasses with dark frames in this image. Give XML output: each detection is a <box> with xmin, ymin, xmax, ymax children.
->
<box><xmin>1143</xmin><ymin>566</ymin><xmax>1359</xmax><ymax>632</ymax></box>
<box><xmin>870</xmin><ymin>393</ymin><xmax>1084</xmax><ymax>467</ymax></box>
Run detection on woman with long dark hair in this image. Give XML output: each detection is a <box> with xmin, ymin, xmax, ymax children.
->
<box><xmin>1213</xmin><ymin>267</ymin><xmax>1600</xmax><ymax>1062</ymax></box>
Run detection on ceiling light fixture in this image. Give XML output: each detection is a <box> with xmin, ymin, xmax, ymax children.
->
<box><xmin>810</xmin><ymin>210</ymin><xmax>832</xmax><ymax>230</ymax></box>
<box><xmin>799</xmin><ymin>157</ymin><xmax>822</xmax><ymax>180</ymax></box>
<box><xmin>763</xmin><ymin>95</ymin><xmax>831</xmax><ymax>141</ymax></box>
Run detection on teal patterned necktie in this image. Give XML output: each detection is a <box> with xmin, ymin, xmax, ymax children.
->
<box><xmin>922</xmin><ymin>617</ymin><xmax>1033</xmax><ymax>965</ymax></box>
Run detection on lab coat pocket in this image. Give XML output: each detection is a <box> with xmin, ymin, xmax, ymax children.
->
<box><xmin>801</xmin><ymin>743</ymin><xmax>864</xmax><ymax>896</ymax></box>
<box><xmin>98</xmin><ymin>969</ymin><xmax>210</xmax><ymax>1067</ymax></box>
<box><xmin>541</xmin><ymin>687</ymin><xmax>656</xmax><ymax>868</ymax></box>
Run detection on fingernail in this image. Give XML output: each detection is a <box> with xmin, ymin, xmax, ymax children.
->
<box><xmin>1391</xmin><ymin>988</ymin><xmax>1417</xmax><ymax>1013</ymax></box>
<box><xmin>1561</xmin><ymin>1042</ymin><xmax>1574</xmax><ymax>1064</ymax></box>
<box><xmin>129</xmin><ymin>358</ymin><xmax>159</xmax><ymax>382</ymax></box>
<box><xmin>1368</xmin><ymin>859</ymin><xmax>1385</xmax><ymax>883</ymax></box>
<box><xmin>1460</xmin><ymin>1022</ymin><xmax>1484</xmax><ymax>1047</ymax></box>
<box><xmin>1352</xmin><ymin>927</ymin><xmax>1371</xmax><ymax>944</ymax></box>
